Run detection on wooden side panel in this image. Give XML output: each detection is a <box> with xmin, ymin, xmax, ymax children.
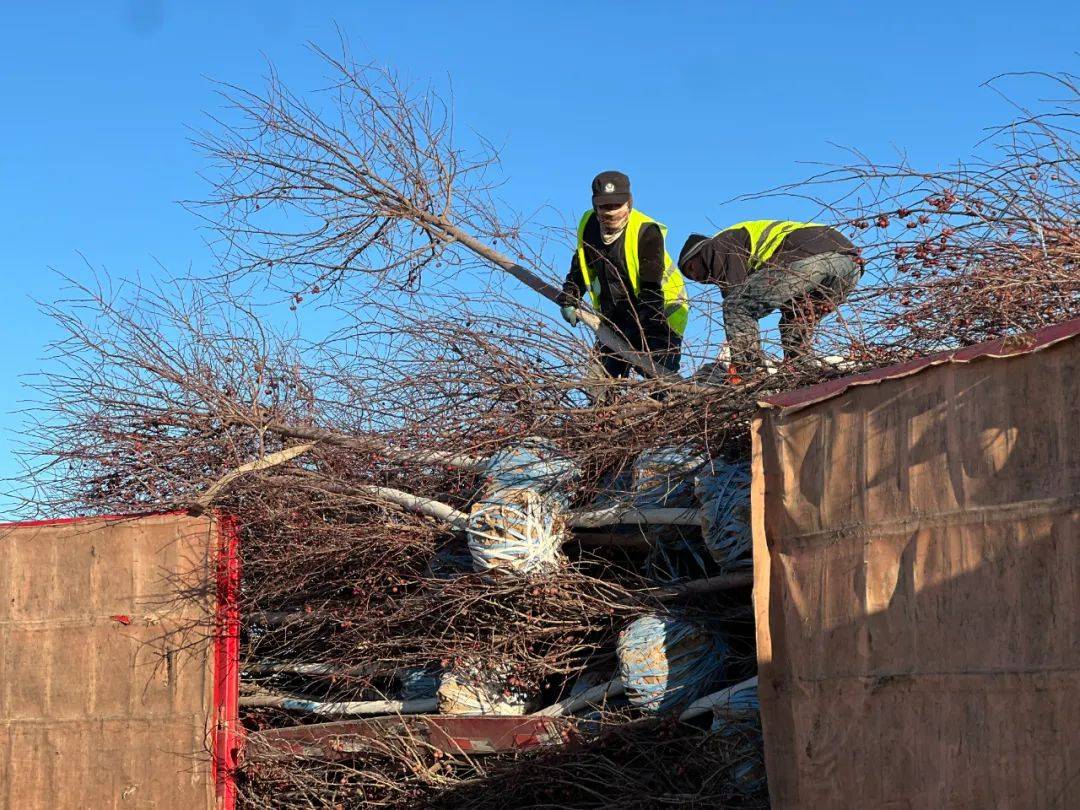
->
<box><xmin>0</xmin><ymin>513</ymin><xmax>219</xmax><ymax>810</ymax></box>
<box><xmin>753</xmin><ymin>335</ymin><xmax>1080</xmax><ymax>809</ymax></box>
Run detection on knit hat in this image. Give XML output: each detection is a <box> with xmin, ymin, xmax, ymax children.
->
<box><xmin>678</xmin><ymin>234</ymin><xmax>710</xmax><ymax>270</ymax></box>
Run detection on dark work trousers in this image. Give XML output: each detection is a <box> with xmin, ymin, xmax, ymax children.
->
<box><xmin>596</xmin><ymin>333</ymin><xmax>682</xmax><ymax>378</ymax></box>
<box><xmin>723</xmin><ymin>251</ymin><xmax>860</xmax><ymax>372</ymax></box>
<box><xmin>585</xmin><ymin>314</ymin><xmax>682</xmax><ymax>402</ymax></box>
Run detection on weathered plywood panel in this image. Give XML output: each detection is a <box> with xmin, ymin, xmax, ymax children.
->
<box><xmin>0</xmin><ymin>513</ymin><xmax>219</xmax><ymax>810</ymax></box>
<box><xmin>753</xmin><ymin>329</ymin><xmax>1080</xmax><ymax>809</ymax></box>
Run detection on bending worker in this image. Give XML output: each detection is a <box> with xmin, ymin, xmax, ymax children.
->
<box><xmin>678</xmin><ymin>220</ymin><xmax>860</xmax><ymax>375</ymax></box>
<box><xmin>557</xmin><ymin>170</ymin><xmax>689</xmax><ymax>380</ymax></box>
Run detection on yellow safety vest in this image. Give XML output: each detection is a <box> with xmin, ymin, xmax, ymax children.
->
<box><xmin>576</xmin><ymin>209</ymin><xmax>690</xmax><ymax>336</ymax></box>
<box><xmin>719</xmin><ymin>220</ymin><xmax>824</xmax><ymax>270</ymax></box>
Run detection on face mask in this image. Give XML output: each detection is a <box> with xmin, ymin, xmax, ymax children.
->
<box><xmin>597</xmin><ymin>202</ymin><xmax>631</xmax><ymax>236</ymax></box>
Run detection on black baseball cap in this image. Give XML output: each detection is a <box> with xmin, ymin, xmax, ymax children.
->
<box><xmin>591</xmin><ymin>170</ymin><xmax>631</xmax><ymax>207</ymax></box>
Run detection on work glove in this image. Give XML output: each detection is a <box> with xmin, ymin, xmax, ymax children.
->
<box><xmin>560</xmin><ymin>305</ymin><xmax>579</xmax><ymax>327</ymax></box>
<box><xmin>692</xmin><ymin>360</ymin><xmax>744</xmax><ymax>387</ymax></box>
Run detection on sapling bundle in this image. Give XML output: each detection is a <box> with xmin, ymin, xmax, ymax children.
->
<box><xmin>616</xmin><ymin>613</ymin><xmax>730</xmax><ymax>713</ymax></box>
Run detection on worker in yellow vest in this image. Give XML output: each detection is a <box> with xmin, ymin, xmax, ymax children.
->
<box><xmin>678</xmin><ymin>221</ymin><xmax>860</xmax><ymax>375</ymax></box>
<box><xmin>558</xmin><ymin>171</ymin><xmax>689</xmax><ymax>381</ymax></box>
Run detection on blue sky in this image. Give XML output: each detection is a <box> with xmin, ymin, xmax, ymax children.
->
<box><xmin>1</xmin><ymin>1</ymin><xmax>1076</xmax><ymax>516</ymax></box>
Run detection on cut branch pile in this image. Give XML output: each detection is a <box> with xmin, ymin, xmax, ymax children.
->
<box><xmin>20</xmin><ymin>53</ymin><xmax>1078</xmax><ymax>808</ymax></box>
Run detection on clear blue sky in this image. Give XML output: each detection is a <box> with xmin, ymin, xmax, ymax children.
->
<box><xmin>1</xmin><ymin>1</ymin><xmax>1076</xmax><ymax>516</ymax></box>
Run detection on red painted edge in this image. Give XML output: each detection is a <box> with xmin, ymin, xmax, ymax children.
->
<box><xmin>213</xmin><ymin>511</ymin><xmax>242</xmax><ymax>810</ymax></box>
<box><xmin>760</xmin><ymin>317</ymin><xmax>1080</xmax><ymax>413</ymax></box>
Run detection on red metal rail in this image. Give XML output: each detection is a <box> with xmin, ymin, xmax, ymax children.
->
<box><xmin>214</xmin><ymin>513</ymin><xmax>242</xmax><ymax>810</ymax></box>
<box><xmin>246</xmin><ymin>714</ymin><xmax>578</xmax><ymax>761</ymax></box>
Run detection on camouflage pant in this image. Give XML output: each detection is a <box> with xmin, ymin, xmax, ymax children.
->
<box><xmin>723</xmin><ymin>251</ymin><xmax>860</xmax><ymax>371</ymax></box>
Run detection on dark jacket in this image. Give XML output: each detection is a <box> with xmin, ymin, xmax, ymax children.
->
<box><xmin>682</xmin><ymin>224</ymin><xmax>855</xmax><ymax>294</ymax></box>
<box><xmin>558</xmin><ymin>212</ymin><xmax>669</xmax><ymax>348</ymax></box>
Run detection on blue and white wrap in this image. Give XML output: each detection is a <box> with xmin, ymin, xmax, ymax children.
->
<box><xmin>466</xmin><ymin>439</ymin><xmax>579</xmax><ymax>576</ymax></box>
<box><xmin>398</xmin><ymin>667</ymin><xmax>442</xmax><ymax>701</ymax></box>
<box><xmin>436</xmin><ymin>662</ymin><xmax>534</xmax><ymax>715</ymax></box>
<box><xmin>479</xmin><ymin>439</ymin><xmax>579</xmax><ymax>508</ymax></box>
<box><xmin>616</xmin><ymin>613</ymin><xmax>728</xmax><ymax>713</ymax></box>
<box><xmin>710</xmin><ymin>680</ymin><xmax>766</xmax><ymax>796</ymax></box>
<box><xmin>634</xmin><ymin>448</ymin><xmax>713</xmax><ymax>584</ymax></box>
<box><xmin>631</xmin><ymin>447</ymin><xmax>707</xmax><ymax>508</ymax></box>
<box><xmin>709</xmin><ymin>679</ymin><xmax>759</xmax><ymax>722</ymax></box>
<box><xmin>695</xmin><ymin>458</ymin><xmax>752</xmax><ymax>572</ymax></box>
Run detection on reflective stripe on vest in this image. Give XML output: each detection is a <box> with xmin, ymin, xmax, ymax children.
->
<box><xmin>576</xmin><ymin>209</ymin><xmax>690</xmax><ymax>336</ymax></box>
<box><xmin>719</xmin><ymin>220</ymin><xmax>824</xmax><ymax>270</ymax></box>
